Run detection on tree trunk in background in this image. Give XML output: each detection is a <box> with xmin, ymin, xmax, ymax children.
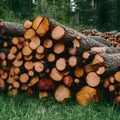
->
<box><xmin>115</xmin><ymin>0</ymin><xmax>120</xmax><ymax>31</ymax></box>
<box><xmin>96</xmin><ymin>0</ymin><xmax>115</xmax><ymax>31</ymax></box>
<box><xmin>0</xmin><ymin>0</ymin><xmax>120</xmax><ymax>32</ymax></box>
<box><xmin>52</xmin><ymin>0</ymin><xmax>56</xmax><ymax>19</ymax></box>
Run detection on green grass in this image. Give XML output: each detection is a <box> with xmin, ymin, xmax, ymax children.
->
<box><xmin>0</xmin><ymin>92</ymin><xmax>119</xmax><ymax>120</ymax></box>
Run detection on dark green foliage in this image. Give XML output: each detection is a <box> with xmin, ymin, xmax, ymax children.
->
<box><xmin>96</xmin><ymin>0</ymin><xmax>115</xmax><ymax>31</ymax></box>
<box><xmin>115</xmin><ymin>0</ymin><xmax>120</xmax><ymax>31</ymax></box>
<box><xmin>0</xmin><ymin>0</ymin><xmax>120</xmax><ymax>35</ymax></box>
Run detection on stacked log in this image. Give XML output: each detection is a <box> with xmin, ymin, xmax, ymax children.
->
<box><xmin>82</xmin><ymin>29</ymin><xmax>120</xmax><ymax>48</ymax></box>
<box><xmin>1</xmin><ymin>16</ymin><xmax>120</xmax><ymax>106</ymax></box>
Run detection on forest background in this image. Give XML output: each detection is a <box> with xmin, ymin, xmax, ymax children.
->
<box><xmin>0</xmin><ymin>0</ymin><xmax>120</xmax><ymax>32</ymax></box>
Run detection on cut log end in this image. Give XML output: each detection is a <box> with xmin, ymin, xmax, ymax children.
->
<box><xmin>22</xmin><ymin>45</ymin><xmax>32</xmax><ymax>56</ymax></box>
<box><xmin>63</xmin><ymin>75</ymin><xmax>73</xmax><ymax>87</ymax></box>
<box><xmin>32</xmin><ymin>16</ymin><xmax>43</xmax><ymax>30</ymax></box>
<box><xmin>24</xmin><ymin>28</ymin><xmax>36</xmax><ymax>39</ymax></box>
<box><xmin>29</xmin><ymin>36</ymin><xmax>41</xmax><ymax>50</ymax></box>
<box><xmin>72</xmin><ymin>39</ymin><xmax>80</xmax><ymax>47</ymax></box>
<box><xmin>24</xmin><ymin>20</ymin><xmax>32</xmax><ymax>29</ymax></box>
<box><xmin>47</xmin><ymin>53</ymin><xmax>56</xmax><ymax>62</ymax></box>
<box><xmin>43</xmin><ymin>38</ymin><xmax>53</xmax><ymax>49</ymax></box>
<box><xmin>51</xmin><ymin>26</ymin><xmax>65</xmax><ymax>40</ymax></box>
<box><xmin>68</xmin><ymin>47</ymin><xmax>77</xmax><ymax>55</ymax></box>
<box><xmin>37</xmin><ymin>77</ymin><xmax>54</xmax><ymax>90</ymax></box>
<box><xmin>86</xmin><ymin>72</ymin><xmax>101</xmax><ymax>87</ymax></box>
<box><xmin>68</xmin><ymin>56</ymin><xmax>77</xmax><ymax>67</ymax></box>
<box><xmin>20</xmin><ymin>73</ymin><xmax>29</xmax><ymax>83</ymax></box>
<box><xmin>114</xmin><ymin>71</ymin><xmax>120</xmax><ymax>82</ymax></box>
<box><xmin>36</xmin><ymin>18</ymin><xmax>49</xmax><ymax>37</ymax></box>
<box><xmin>56</xmin><ymin>58</ymin><xmax>66</xmax><ymax>71</ymax></box>
<box><xmin>82</xmin><ymin>52</ymin><xmax>90</xmax><ymax>60</ymax></box>
<box><xmin>74</xmin><ymin>68</ymin><xmax>84</xmax><ymax>78</ymax></box>
<box><xmin>50</xmin><ymin>67</ymin><xmax>64</xmax><ymax>82</ymax></box>
<box><xmin>34</xmin><ymin>62</ymin><xmax>44</xmax><ymax>73</ymax></box>
<box><xmin>54</xmin><ymin>85</ymin><xmax>71</xmax><ymax>102</ymax></box>
<box><xmin>96</xmin><ymin>66</ymin><xmax>105</xmax><ymax>75</ymax></box>
<box><xmin>36</xmin><ymin>45</ymin><xmax>44</xmax><ymax>54</ymax></box>
<box><xmin>92</xmin><ymin>54</ymin><xmax>104</xmax><ymax>65</ymax></box>
<box><xmin>76</xmin><ymin>86</ymin><xmax>99</xmax><ymax>105</ymax></box>
<box><xmin>53</xmin><ymin>42</ymin><xmax>65</xmax><ymax>54</ymax></box>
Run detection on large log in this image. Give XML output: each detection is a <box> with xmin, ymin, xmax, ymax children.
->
<box><xmin>89</xmin><ymin>36</ymin><xmax>111</xmax><ymax>47</ymax></box>
<box><xmin>92</xmin><ymin>53</ymin><xmax>120</xmax><ymax>77</ymax></box>
<box><xmin>34</xmin><ymin>17</ymin><xmax>107</xmax><ymax>50</ymax></box>
<box><xmin>0</xmin><ymin>21</ymin><xmax>25</xmax><ymax>37</ymax></box>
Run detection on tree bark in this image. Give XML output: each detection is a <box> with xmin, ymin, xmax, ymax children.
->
<box><xmin>89</xmin><ymin>36</ymin><xmax>111</xmax><ymax>47</ymax></box>
<box><xmin>0</xmin><ymin>21</ymin><xmax>25</xmax><ymax>37</ymax></box>
<box><xmin>94</xmin><ymin>53</ymin><xmax>120</xmax><ymax>77</ymax></box>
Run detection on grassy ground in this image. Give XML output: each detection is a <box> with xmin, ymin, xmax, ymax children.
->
<box><xmin>0</xmin><ymin>92</ymin><xmax>119</xmax><ymax>120</ymax></box>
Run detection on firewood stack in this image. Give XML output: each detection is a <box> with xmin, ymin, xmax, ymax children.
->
<box><xmin>1</xmin><ymin>16</ymin><xmax>120</xmax><ymax>106</ymax></box>
<box><xmin>82</xmin><ymin>29</ymin><xmax>120</xmax><ymax>48</ymax></box>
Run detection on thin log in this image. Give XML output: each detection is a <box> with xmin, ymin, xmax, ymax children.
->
<box><xmin>36</xmin><ymin>45</ymin><xmax>44</xmax><ymax>54</ymax></box>
<box><xmin>2</xmin><ymin>70</ymin><xmax>8</xmax><ymax>78</ymax></box>
<box><xmin>24</xmin><ymin>61</ymin><xmax>34</xmax><ymax>70</ymax></box>
<box><xmin>43</xmin><ymin>38</ymin><xmax>53</xmax><ymax>49</ymax></box>
<box><xmin>82</xmin><ymin>51</ymin><xmax>98</xmax><ymax>64</ymax></box>
<box><xmin>84</xmin><ymin>63</ymin><xmax>103</xmax><ymax>73</ymax></box>
<box><xmin>20</xmin><ymin>73</ymin><xmax>29</xmax><ymax>83</ymax></box>
<box><xmin>12</xmin><ymin>37</ymin><xmax>25</xmax><ymax>45</ymax></box>
<box><xmin>24</xmin><ymin>28</ymin><xmax>36</xmax><ymax>39</ymax></box>
<box><xmin>22</xmin><ymin>45</ymin><xmax>32</xmax><ymax>56</ymax></box>
<box><xmin>55</xmin><ymin>58</ymin><xmax>66</xmax><ymax>71</ymax></box>
<box><xmin>29</xmin><ymin>35</ymin><xmax>41</xmax><ymax>50</ymax></box>
<box><xmin>63</xmin><ymin>75</ymin><xmax>73</xmax><ymax>87</ymax></box>
<box><xmin>8</xmin><ymin>88</ymin><xmax>18</xmax><ymax>96</ymax></box>
<box><xmin>37</xmin><ymin>77</ymin><xmax>54</xmax><ymax>90</ymax></box>
<box><xmin>53</xmin><ymin>42</ymin><xmax>65</xmax><ymax>54</ymax></box>
<box><xmin>35</xmin><ymin>53</ymin><xmax>44</xmax><ymax>60</ymax></box>
<box><xmin>13</xmin><ymin>59</ymin><xmax>23</xmax><ymax>67</ymax></box>
<box><xmin>23</xmin><ymin>20</ymin><xmax>32</xmax><ymax>29</ymax></box>
<box><xmin>68</xmin><ymin>56</ymin><xmax>78</xmax><ymax>67</ymax></box>
<box><xmin>34</xmin><ymin>62</ymin><xmax>44</xmax><ymax>73</ymax></box>
<box><xmin>86</xmin><ymin>72</ymin><xmax>101</xmax><ymax>87</ymax></box>
<box><xmin>74</xmin><ymin>67</ymin><xmax>84</xmax><ymax>78</ymax></box>
<box><xmin>68</xmin><ymin>47</ymin><xmax>77</xmax><ymax>56</ymax></box>
<box><xmin>47</xmin><ymin>53</ymin><xmax>56</xmax><ymax>62</ymax></box>
<box><xmin>114</xmin><ymin>71</ymin><xmax>120</xmax><ymax>82</ymax></box>
<box><xmin>49</xmin><ymin>67</ymin><xmax>64</xmax><ymax>81</ymax></box>
<box><xmin>13</xmin><ymin>81</ymin><xmax>20</xmax><ymax>89</ymax></box>
<box><xmin>28</xmin><ymin>76</ymin><xmax>39</xmax><ymax>87</ymax></box>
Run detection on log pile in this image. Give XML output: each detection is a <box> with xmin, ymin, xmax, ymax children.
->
<box><xmin>1</xmin><ymin>16</ymin><xmax>120</xmax><ymax>106</ymax></box>
<box><xmin>82</xmin><ymin>29</ymin><xmax>120</xmax><ymax>48</ymax></box>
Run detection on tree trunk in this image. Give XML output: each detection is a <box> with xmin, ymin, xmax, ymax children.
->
<box><xmin>0</xmin><ymin>21</ymin><xmax>25</xmax><ymax>37</ymax></box>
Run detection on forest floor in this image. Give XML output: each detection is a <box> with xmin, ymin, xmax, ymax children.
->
<box><xmin>0</xmin><ymin>92</ymin><xmax>120</xmax><ymax>120</ymax></box>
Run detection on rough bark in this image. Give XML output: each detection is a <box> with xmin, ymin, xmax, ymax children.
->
<box><xmin>91</xmin><ymin>47</ymin><xmax>120</xmax><ymax>54</ymax></box>
<box><xmin>0</xmin><ymin>21</ymin><xmax>25</xmax><ymax>37</ymax></box>
<box><xmin>89</xmin><ymin>36</ymin><xmax>111</xmax><ymax>47</ymax></box>
<box><xmin>96</xmin><ymin>53</ymin><xmax>120</xmax><ymax>77</ymax></box>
